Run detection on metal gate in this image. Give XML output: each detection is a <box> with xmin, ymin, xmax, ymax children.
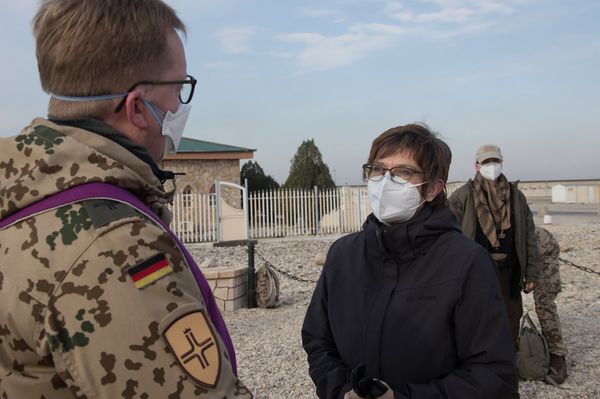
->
<box><xmin>215</xmin><ymin>180</ymin><xmax>249</xmax><ymax>242</ymax></box>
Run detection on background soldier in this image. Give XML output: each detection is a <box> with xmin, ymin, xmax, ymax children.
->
<box><xmin>0</xmin><ymin>0</ymin><xmax>252</xmax><ymax>397</ymax></box>
<box><xmin>534</xmin><ymin>227</ymin><xmax>568</xmax><ymax>384</ymax></box>
<box><xmin>449</xmin><ymin>144</ymin><xmax>541</xmax><ymax>350</ymax></box>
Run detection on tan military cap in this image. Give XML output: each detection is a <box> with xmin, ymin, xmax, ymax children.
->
<box><xmin>475</xmin><ymin>144</ymin><xmax>503</xmax><ymax>163</ymax></box>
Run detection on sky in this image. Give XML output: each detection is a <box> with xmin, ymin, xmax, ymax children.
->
<box><xmin>1</xmin><ymin>0</ymin><xmax>599</xmax><ymax>186</ymax></box>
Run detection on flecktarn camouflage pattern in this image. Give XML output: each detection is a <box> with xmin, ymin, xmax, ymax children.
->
<box><xmin>0</xmin><ymin>118</ymin><xmax>252</xmax><ymax>398</ymax></box>
<box><xmin>534</xmin><ymin>227</ymin><xmax>567</xmax><ymax>356</ymax></box>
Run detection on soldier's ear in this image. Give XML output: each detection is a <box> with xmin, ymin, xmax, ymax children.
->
<box><xmin>124</xmin><ymin>90</ymin><xmax>149</xmax><ymax>129</ymax></box>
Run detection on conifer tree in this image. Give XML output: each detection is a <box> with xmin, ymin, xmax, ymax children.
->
<box><xmin>283</xmin><ymin>139</ymin><xmax>335</xmax><ymax>189</ymax></box>
<box><xmin>241</xmin><ymin>160</ymin><xmax>280</xmax><ymax>191</ymax></box>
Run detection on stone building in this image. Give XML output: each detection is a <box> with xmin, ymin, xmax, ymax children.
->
<box><xmin>161</xmin><ymin>137</ymin><xmax>255</xmax><ymax>206</ymax></box>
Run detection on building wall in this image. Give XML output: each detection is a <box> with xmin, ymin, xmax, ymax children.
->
<box><xmin>449</xmin><ymin>179</ymin><xmax>600</xmax><ymax>204</ymax></box>
<box><xmin>161</xmin><ymin>159</ymin><xmax>242</xmax><ymax>207</ymax></box>
<box><xmin>552</xmin><ymin>185</ymin><xmax>600</xmax><ymax>204</ymax></box>
<box><xmin>519</xmin><ymin>181</ymin><xmax>600</xmax><ymax>203</ymax></box>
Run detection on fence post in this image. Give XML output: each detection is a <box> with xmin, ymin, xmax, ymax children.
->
<box><xmin>247</xmin><ymin>241</ymin><xmax>257</xmax><ymax>309</ymax></box>
<box><xmin>215</xmin><ymin>180</ymin><xmax>222</xmax><ymax>242</ymax></box>
<box><xmin>313</xmin><ymin>186</ymin><xmax>319</xmax><ymax>235</ymax></box>
<box><xmin>358</xmin><ymin>188</ymin><xmax>363</xmax><ymax>229</ymax></box>
<box><xmin>244</xmin><ymin>178</ymin><xmax>250</xmax><ymax>240</ymax></box>
<box><xmin>337</xmin><ymin>187</ymin><xmax>342</xmax><ymax>233</ymax></box>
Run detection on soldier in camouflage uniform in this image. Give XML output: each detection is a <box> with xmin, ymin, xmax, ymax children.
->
<box><xmin>534</xmin><ymin>227</ymin><xmax>568</xmax><ymax>384</ymax></box>
<box><xmin>0</xmin><ymin>0</ymin><xmax>252</xmax><ymax>397</ymax></box>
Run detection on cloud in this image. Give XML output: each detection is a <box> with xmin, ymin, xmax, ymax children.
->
<box><xmin>213</xmin><ymin>27</ymin><xmax>255</xmax><ymax>54</ymax></box>
<box><xmin>422</xmin><ymin>20</ymin><xmax>492</xmax><ymax>39</ymax></box>
<box><xmin>296</xmin><ymin>6</ymin><xmax>347</xmax><ymax>24</ymax></box>
<box><xmin>277</xmin><ymin>23</ymin><xmax>405</xmax><ymax>71</ymax></box>
<box><xmin>385</xmin><ymin>0</ymin><xmax>514</xmax><ymax>24</ymax></box>
<box><xmin>202</xmin><ymin>61</ymin><xmax>237</xmax><ymax>70</ymax></box>
<box><xmin>267</xmin><ymin>51</ymin><xmax>297</xmax><ymax>60</ymax></box>
<box><xmin>277</xmin><ymin>0</ymin><xmax>524</xmax><ymax>72</ymax></box>
<box><xmin>298</xmin><ymin>7</ymin><xmax>339</xmax><ymax>18</ymax></box>
<box><xmin>422</xmin><ymin>7</ymin><xmax>476</xmax><ymax>23</ymax></box>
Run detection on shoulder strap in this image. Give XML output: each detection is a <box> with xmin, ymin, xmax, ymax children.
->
<box><xmin>0</xmin><ymin>182</ymin><xmax>237</xmax><ymax>375</ymax></box>
<box><xmin>0</xmin><ymin>183</ymin><xmax>122</xmax><ymax>229</ymax></box>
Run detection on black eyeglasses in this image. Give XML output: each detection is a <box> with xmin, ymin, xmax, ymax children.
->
<box><xmin>362</xmin><ymin>163</ymin><xmax>424</xmax><ymax>184</ymax></box>
<box><xmin>113</xmin><ymin>74</ymin><xmax>197</xmax><ymax>113</ymax></box>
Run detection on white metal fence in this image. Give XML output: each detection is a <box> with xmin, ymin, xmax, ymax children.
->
<box><xmin>247</xmin><ymin>187</ymin><xmax>370</xmax><ymax>239</ymax></box>
<box><xmin>168</xmin><ymin>192</ymin><xmax>218</xmax><ymax>243</ymax></box>
<box><xmin>169</xmin><ymin>183</ymin><xmax>466</xmax><ymax>243</ymax></box>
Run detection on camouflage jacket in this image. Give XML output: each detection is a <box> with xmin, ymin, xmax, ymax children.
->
<box><xmin>0</xmin><ymin>119</ymin><xmax>252</xmax><ymax>398</ymax></box>
<box><xmin>534</xmin><ymin>226</ymin><xmax>561</xmax><ymax>296</ymax></box>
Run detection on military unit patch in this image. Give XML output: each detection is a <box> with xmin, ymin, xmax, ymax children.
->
<box><xmin>127</xmin><ymin>253</ymin><xmax>173</xmax><ymax>289</ymax></box>
<box><xmin>163</xmin><ymin>310</ymin><xmax>222</xmax><ymax>388</ymax></box>
<box><xmin>83</xmin><ymin>199</ymin><xmax>138</xmax><ymax>228</ymax></box>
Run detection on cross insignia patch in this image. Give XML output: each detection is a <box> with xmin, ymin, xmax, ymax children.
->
<box><xmin>163</xmin><ymin>310</ymin><xmax>222</xmax><ymax>388</ymax></box>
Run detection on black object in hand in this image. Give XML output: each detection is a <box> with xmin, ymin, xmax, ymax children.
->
<box><xmin>350</xmin><ymin>363</ymin><xmax>389</xmax><ymax>399</ymax></box>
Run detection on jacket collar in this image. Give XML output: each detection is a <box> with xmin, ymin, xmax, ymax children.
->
<box><xmin>48</xmin><ymin>117</ymin><xmax>175</xmax><ymax>184</ymax></box>
<box><xmin>364</xmin><ymin>205</ymin><xmax>461</xmax><ymax>265</ymax></box>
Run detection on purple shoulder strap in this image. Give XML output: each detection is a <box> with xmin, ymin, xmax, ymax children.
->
<box><xmin>0</xmin><ymin>182</ymin><xmax>237</xmax><ymax>374</ymax></box>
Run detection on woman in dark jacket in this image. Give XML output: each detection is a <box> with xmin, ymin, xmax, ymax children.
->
<box><xmin>302</xmin><ymin>124</ymin><xmax>518</xmax><ymax>399</ymax></box>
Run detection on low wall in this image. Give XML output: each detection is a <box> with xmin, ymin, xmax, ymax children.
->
<box><xmin>203</xmin><ymin>265</ymin><xmax>248</xmax><ymax>311</ymax></box>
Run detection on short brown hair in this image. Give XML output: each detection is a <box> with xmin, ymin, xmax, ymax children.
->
<box><xmin>367</xmin><ymin>124</ymin><xmax>452</xmax><ymax>208</ymax></box>
<box><xmin>33</xmin><ymin>0</ymin><xmax>186</xmax><ymax>119</ymax></box>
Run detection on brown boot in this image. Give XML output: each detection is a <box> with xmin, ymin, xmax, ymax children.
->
<box><xmin>548</xmin><ymin>354</ymin><xmax>567</xmax><ymax>384</ymax></box>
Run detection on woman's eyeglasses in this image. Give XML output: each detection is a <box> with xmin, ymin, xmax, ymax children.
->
<box><xmin>362</xmin><ymin>163</ymin><xmax>424</xmax><ymax>184</ymax></box>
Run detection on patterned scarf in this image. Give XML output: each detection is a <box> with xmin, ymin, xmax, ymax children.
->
<box><xmin>472</xmin><ymin>172</ymin><xmax>511</xmax><ymax>248</ymax></box>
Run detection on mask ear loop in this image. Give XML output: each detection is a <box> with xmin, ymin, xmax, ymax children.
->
<box><xmin>51</xmin><ymin>93</ymin><xmax>127</xmax><ymax>102</ymax></box>
<box><xmin>141</xmin><ymin>98</ymin><xmax>166</xmax><ymax>129</ymax></box>
<box><xmin>411</xmin><ymin>180</ymin><xmax>431</xmax><ymax>210</ymax></box>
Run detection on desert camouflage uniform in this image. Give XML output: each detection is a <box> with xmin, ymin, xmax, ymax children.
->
<box><xmin>0</xmin><ymin>118</ymin><xmax>253</xmax><ymax>398</ymax></box>
<box><xmin>534</xmin><ymin>227</ymin><xmax>568</xmax><ymax>356</ymax></box>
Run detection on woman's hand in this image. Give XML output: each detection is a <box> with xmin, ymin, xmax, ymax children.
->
<box><xmin>344</xmin><ymin>381</ymin><xmax>395</xmax><ymax>399</ymax></box>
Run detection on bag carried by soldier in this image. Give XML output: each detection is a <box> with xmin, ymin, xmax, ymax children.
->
<box><xmin>516</xmin><ymin>312</ymin><xmax>558</xmax><ymax>385</ymax></box>
<box><xmin>255</xmin><ymin>262</ymin><xmax>280</xmax><ymax>308</ymax></box>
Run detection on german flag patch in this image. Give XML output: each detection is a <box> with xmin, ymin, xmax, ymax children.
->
<box><xmin>128</xmin><ymin>253</ymin><xmax>173</xmax><ymax>289</ymax></box>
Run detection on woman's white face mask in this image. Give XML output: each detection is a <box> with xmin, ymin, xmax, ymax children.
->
<box><xmin>367</xmin><ymin>173</ymin><xmax>427</xmax><ymax>225</ymax></box>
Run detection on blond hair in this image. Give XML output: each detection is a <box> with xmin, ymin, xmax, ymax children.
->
<box><xmin>33</xmin><ymin>0</ymin><xmax>186</xmax><ymax>119</ymax></box>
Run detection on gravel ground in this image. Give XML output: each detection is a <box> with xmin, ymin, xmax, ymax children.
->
<box><xmin>189</xmin><ymin>224</ymin><xmax>600</xmax><ymax>399</ymax></box>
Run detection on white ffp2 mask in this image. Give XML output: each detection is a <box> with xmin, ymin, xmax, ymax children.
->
<box><xmin>367</xmin><ymin>174</ymin><xmax>426</xmax><ymax>225</ymax></box>
<box><xmin>143</xmin><ymin>100</ymin><xmax>192</xmax><ymax>158</ymax></box>
<box><xmin>480</xmin><ymin>162</ymin><xmax>502</xmax><ymax>181</ymax></box>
